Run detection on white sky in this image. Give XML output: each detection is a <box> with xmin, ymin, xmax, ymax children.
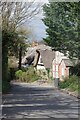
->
<box><xmin>25</xmin><ymin>0</ymin><xmax>49</xmax><ymax>42</ymax></box>
<box><xmin>27</xmin><ymin>17</ymin><xmax>47</xmax><ymax>42</ymax></box>
<box><xmin>2</xmin><ymin>0</ymin><xmax>78</xmax><ymax>2</ymax></box>
<box><xmin>2</xmin><ymin>0</ymin><xmax>49</xmax><ymax>3</ymax></box>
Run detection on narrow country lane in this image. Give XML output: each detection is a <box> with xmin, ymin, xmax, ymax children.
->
<box><xmin>2</xmin><ymin>81</ymin><xmax>79</xmax><ymax>119</ymax></box>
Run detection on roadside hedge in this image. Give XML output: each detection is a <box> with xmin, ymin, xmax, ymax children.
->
<box><xmin>59</xmin><ymin>75</ymin><xmax>80</xmax><ymax>93</ymax></box>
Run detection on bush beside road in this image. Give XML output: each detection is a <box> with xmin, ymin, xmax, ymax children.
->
<box><xmin>59</xmin><ymin>75</ymin><xmax>80</xmax><ymax>99</ymax></box>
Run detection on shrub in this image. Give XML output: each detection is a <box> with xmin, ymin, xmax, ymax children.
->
<box><xmin>15</xmin><ymin>66</ymin><xmax>40</xmax><ymax>82</ymax></box>
<box><xmin>15</xmin><ymin>70</ymin><xmax>23</xmax><ymax>79</ymax></box>
<box><xmin>59</xmin><ymin>77</ymin><xmax>70</xmax><ymax>89</ymax></box>
<box><xmin>37</xmin><ymin>69</ymin><xmax>48</xmax><ymax>80</ymax></box>
<box><xmin>26</xmin><ymin>66</ymin><xmax>40</xmax><ymax>82</ymax></box>
<box><xmin>21</xmin><ymin>67</ymin><xmax>28</xmax><ymax>72</ymax></box>
<box><xmin>59</xmin><ymin>75</ymin><xmax>80</xmax><ymax>93</ymax></box>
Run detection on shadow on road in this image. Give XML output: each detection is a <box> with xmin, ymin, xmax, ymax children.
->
<box><xmin>2</xmin><ymin>82</ymin><xmax>79</xmax><ymax>119</ymax></box>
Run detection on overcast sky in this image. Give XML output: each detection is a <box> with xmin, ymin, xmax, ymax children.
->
<box><xmin>28</xmin><ymin>0</ymin><xmax>48</xmax><ymax>3</ymax></box>
<box><xmin>27</xmin><ymin>17</ymin><xmax>47</xmax><ymax>42</ymax></box>
<box><xmin>25</xmin><ymin>0</ymin><xmax>49</xmax><ymax>42</ymax></box>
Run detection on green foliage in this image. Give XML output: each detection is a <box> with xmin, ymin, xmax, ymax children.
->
<box><xmin>37</xmin><ymin>69</ymin><xmax>48</xmax><ymax>80</ymax></box>
<box><xmin>15</xmin><ymin>66</ymin><xmax>40</xmax><ymax>82</ymax></box>
<box><xmin>43</xmin><ymin>2</ymin><xmax>80</xmax><ymax>59</ymax></box>
<box><xmin>70</xmin><ymin>63</ymin><xmax>80</xmax><ymax>76</ymax></box>
<box><xmin>2</xmin><ymin>23</ymin><xmax>29</xmax><ymax>92</ymax></box>
<box><xmin>59</xmin><ymin>75</ymin><xmax>80</xmax><ymax>93</ymax></box>
<box><xmin>2</xmin><ymin>2</ymin><xmax>39</xmax><ymax>93</ymax></box>
<box><xmin>15</xmin><ymin>70</ymin><xmax>23</xmax><ymax>79</ymax></box>
<box><xmin>15</xmin><ymin>70</ymin><xmax>27</xmax><ymax>82</ymax></box>
<box><xmin>2</xmin><ymin>29</ymin><xmax>18</xmax><ymax>93</ymax></box>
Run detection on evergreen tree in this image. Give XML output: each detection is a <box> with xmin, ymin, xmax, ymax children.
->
<box><xmin>43</xmin><ymin>2</ymin><xmax>79</xmax><ymax>59</ymax></box>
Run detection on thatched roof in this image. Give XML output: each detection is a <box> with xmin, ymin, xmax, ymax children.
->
<box><xmin>34</xmin><ymin>49</ymin><xmax>55</xmax><ymax>69</ymax></box>
<box><xmin>40</xmin><ymin>50</ymin><xmax>55</xmax><ymax>68</ymax></box>
<box><xmin>22</xmin><ymin>44</ymin><xmax>51</xmax><ymax>65</ymax></box>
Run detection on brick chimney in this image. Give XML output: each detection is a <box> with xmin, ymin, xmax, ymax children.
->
<box><xmin>31</xmin><ymin>41</ymin><xmax>38</xmax><ymax>47</ymax></box>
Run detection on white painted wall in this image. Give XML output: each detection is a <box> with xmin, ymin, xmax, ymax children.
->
<box><xmin>37</xmin><ymin>65</ymin><xmax>45</xmax><ymax>70</ymax></box>
<box><xmin>55</xmin><ymin>51</ymin><xmax>67</xmax><ymax>64</ymax></box>
<box><xmin>37</xmin><ymin>55</ymin><xmax>46</xmax><ymax>70</ymax></box>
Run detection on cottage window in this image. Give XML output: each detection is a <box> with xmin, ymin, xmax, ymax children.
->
<box><xmin>53</xmin><ymin>65</ymin><xmax>55</xmax><ymax>71</ymax></box>
<box><xmin>62</xmin><ymin>68</ymin><xmax>64</xmax><ymax>76</ymax></box>
<box><xmin>56</xmin><ymin>65</ymin><xmax>58</xmax><ymax>71</ymax></box>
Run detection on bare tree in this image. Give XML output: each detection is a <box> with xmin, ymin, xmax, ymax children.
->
<box><xmin>1</xmin><ymin>1</ymin><xmax>43</xmax><ymax>87</ymax></box>
<box><xmin>1</xmin><ymin>1</ymin><xmax>43</xmax><ymax>30</ymax></box>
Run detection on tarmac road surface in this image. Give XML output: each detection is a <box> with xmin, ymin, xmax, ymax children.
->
<box><xmin>2</xmin><ymin>81</ymin><xmax>79</xmax><ymax>119</ymax></box>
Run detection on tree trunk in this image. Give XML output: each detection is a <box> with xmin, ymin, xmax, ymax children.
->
<box><xmin>18</xmin><ymin>45</ymin><xmax>22</xmax><ymax>69</ymax></box>
<box><xmin>2</xmin><ymin>38</ymin><xmax>8</xmax><ymax>82</ymax></box>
